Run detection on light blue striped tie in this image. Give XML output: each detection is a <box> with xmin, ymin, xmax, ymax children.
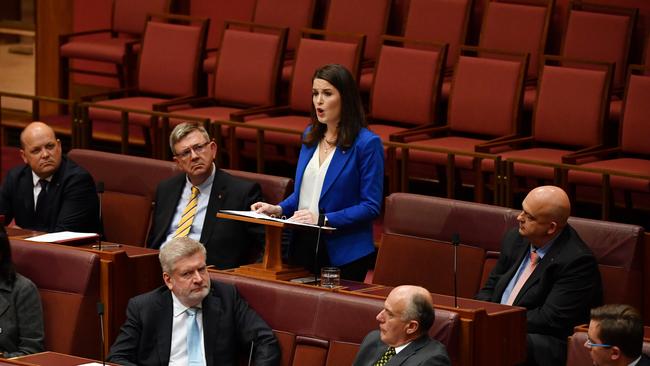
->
<box><xmin>187</xmin><ymin>307</ymin><xmax>203</xmax><ymax>365</ymax></box>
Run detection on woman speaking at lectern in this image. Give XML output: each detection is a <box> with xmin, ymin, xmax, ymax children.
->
<box><xmin>251</xmin><ymin>64</ymin><xmax>384</xmax><ymax>281</ymax></box>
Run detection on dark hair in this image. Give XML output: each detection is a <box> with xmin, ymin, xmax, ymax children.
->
<box><xmin>404</xmin><ymin>293</ymin><xmax>435</xmax><ymax>334</ymax></box>
<box><xmin>591</xmin><ymin>304</ymin><xmax>643</xmax><ymax>359</ymax></box>
<box><xmin>304</xmin><ymin>64</ymin><xmax>366</xmax><ymax>149</ymax></box>
<box><xmin>0</xmin><ymin>226</ymin><xmax>17</xmax><ymax>285</ymax></box>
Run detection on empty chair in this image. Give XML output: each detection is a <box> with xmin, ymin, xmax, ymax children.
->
<box><xmin>190</xmin><ymin>0</ymin><xmax>257</xmax><ymax>74</ymax></box>
<box><xmin>157</xmin><ymin>21</ymin><xmax>288</xmax><ymax>161</ymax></box>
<box><xmin>59</xmin><ymin>0</ymin><xmax>170</xmax><ymax>99</ymax></box>
<box><xmin>322</xmin><ymin>0</ymin><xmax>391</xmax><ymax>92</ymax></box>
<box><xmin>81</xmin><ymin>14</ymin><xmax>208</xmax><ymax>157</ymax></box>
<box><xmin>391</xmin><ymin>48</ymin><xmax>528</xmax><ymax>201</ymax></box>
<box><xmin>229</xmin><ymin>29</ymin><xmax>365</xmax><ymax>172</ymax></box>
<box><xmin>478</xmin><ymin>57</ymin><xmax>613</xmax><ymax>206</ymax></box>
<box><xmin>403</xmin><ymin>0</ymin><xmax>472</xmax><ymax>71</ymax></box>
<box><xmin>565</xmin><ymin>67</ymin><xmax>650</xmax><ymax>220</ymax></box>
<box><xmin>253</xmin><ymin>0</ymin><xmax>316</xmax><ymax>82</ymax></box>
<box><xmin>562</xmin><ymin>1</ymin><xmax>637</xmax><ymax>90</ymax></box>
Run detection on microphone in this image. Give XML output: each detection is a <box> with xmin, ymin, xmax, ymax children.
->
<box><xmin>313</xmin><ymin>209</ymin><xmax>325</xmax><ymax>284</ymax></box>
<box><xmin>451</xmin><ymin>233</ymin><xmax>460</xmax><ymax>308</ymax></box>
<box><xmin>247</xmin><ymin>339</ymin><xmax>254</xmax><ymax>366</ymax></box>
<box><xmin>96</xmin><ymin>182</ymin><xmax>105</xmax><ymax>251</ymax></box>
<box><xmin>97</xmin><ymin>302</ymin><xmax>106</xmax><ymax>366</ymax></box>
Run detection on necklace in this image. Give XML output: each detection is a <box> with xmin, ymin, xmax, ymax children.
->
<box><xmin>321</xmin><ymin>137</ymin><xmax>336</xmax><ymax>154</ymax></box>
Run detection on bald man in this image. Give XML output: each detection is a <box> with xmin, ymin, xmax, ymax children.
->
<box><xmin>353</xmin><ymin>285</ymin><xmax>450</xmax><ymax>366</ymax></box>
<box><xmin>0</xmin><ymin>122</ymin><xmax>99</xmax><ymax>233</ymax></box>
<box><xmin>476</xmin><ymin>186</ymin><xmax>602</xmax><ymax>366</ymax></box>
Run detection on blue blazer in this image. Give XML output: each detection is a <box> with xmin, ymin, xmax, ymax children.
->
<box><xmin>279</xmin><ymin>128</ymin><xmax>384</xmax><ymax>266</ymax></box>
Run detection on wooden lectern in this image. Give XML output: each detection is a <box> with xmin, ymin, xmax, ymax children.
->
<box><xmin>217</xmin><ymin>212</ymin><xmax>321</xmax><ymax>280</ymax></box>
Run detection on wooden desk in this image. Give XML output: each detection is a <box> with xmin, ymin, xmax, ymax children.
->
<box><xmin>10</xmin><ymin>351</ymin><xmax>117</xmax><ymax>366</ymax></box>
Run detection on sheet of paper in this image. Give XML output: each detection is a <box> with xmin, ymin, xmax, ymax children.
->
<box><xmin>220</xmin><ymin>210</ymin><xmax>335</xmax><ymax>230</ymax></box>
<box><xmin>24</xmin><ymin>231</ymin><xmax>99</xmax><ymax>243</ymax></box>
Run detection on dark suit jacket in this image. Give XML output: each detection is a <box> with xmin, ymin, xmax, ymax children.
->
<box><xmin>353</xmin><ymin>330</ymin><xmax>450</xmax><ymax>366</ymax></box>
<box><xmin>147</xmin><ymin>169</ymin><xmax>263</xmax><ymax>269</ymax></box>
<box><xmin>0</xmin><ymin>156</ymin><xmax>100</xmax><ymax>233</ymax></box>
<box><xmin>476</xmin><ymin>225</ymin><xmax>602</xmax><ymax>339</ymax></box>
<box><xmin>107</xmin><ymin>281</ymin><xmax>280</xmax><ymax>366</ymax></box>
<box><xmin>638</xmin><ymin>354</ymin><xmax>650</xmax><ymax>366</ymax></box>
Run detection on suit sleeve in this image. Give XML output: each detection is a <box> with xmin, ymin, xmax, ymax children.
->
<box><xmin>0</xmin><ymin>171</ymin><xmax>17</xmax><ymax>224</ymax></box>
<box><xmin>325</xmin><ymin>134</ymin><xmax>384</xmax><ymax>229</ymax></box>
<box><xmin>526</xmin><ymin>252</ymin><xmax>600</xmax><ymax>335</ymax></box>
<box><xmin>54</xmin><ymin>171</ymin><xmax>99</xmax><ymax>232</ymax></box>
<box><xmin>107</xmin><ymin>297</ymin><xmax>143</xmax><ymax>366</ymax></box>
<box><xmin>231</xmin><ymin>287</ymin><xmax>280</xmax><ymax>366</ymax></box>
<box><xmin>4</xmin><ymin>278</ymin><xmax>44</xmax><ymax>358</ymax></box>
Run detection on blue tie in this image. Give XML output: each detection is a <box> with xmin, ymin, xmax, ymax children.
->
<box><xmin>187</xmin><ymin>307</ymin><xmax>203</xmax><ymax>365</ymax></box>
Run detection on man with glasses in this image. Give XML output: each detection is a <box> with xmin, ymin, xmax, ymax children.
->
<box><xmin>476</xmin><ymin>185</ymin><xmax>602</xmax><ymax>366</ymax></box>
<box><xmin>586</xmin><ymin>304</ymin><xmax>650</xmax><ymax>366</ymax></box>
<box><xmin>108</xmin><ymin>237</ymin><xmax>279</xmax><ymax>365</ymax></box>
<box><xmin>147</xmin><ymin>122</ymin><xmax>263</xmax><ymax>269</ymax></box>
<box><xmin>0</xmin><ymin>121</ymin><xmax>100</xmax><ymax>233</ymax></box>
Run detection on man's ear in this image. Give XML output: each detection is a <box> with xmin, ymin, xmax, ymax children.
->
<box><xmin>610</xmin><ymin>346</ymin><xmax>622</xmax><ymax>361</ymax></box>
<box><xmin>163</xmin><ymin>272</ymin><xmax>173</xmax><ymax>291</ymax></box>
<box><xmin>546</xmin><ymin>221</ymin><xmax>558</xmax><ymax>236</ymax></box>
<box><xmin>405</xmin><ymin>320</ymin><xmax>420</xmax><ymax>336</ymax></box>
<box><xmin>20</xmin><ymin>149</ymin><xmax>27</xmax><ymax>164</ymax></box>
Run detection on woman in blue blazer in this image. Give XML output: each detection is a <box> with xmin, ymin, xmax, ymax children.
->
<box><xmin>252</xmin><ymin>64</ymin><xmax>384</xmax><ymax>281</ymax></box>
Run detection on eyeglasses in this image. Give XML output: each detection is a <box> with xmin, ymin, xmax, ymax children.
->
<box><xmin>174</xmin><ymin>141</ymin><xmax>211</xmax><ymax>160</ymax></box>
<box><xmin>585</xmin><ymin>338</ymin><xmax>612</xmax><ymax>348</ymax></box>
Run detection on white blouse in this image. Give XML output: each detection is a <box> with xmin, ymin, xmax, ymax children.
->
<box><xmin>298</xmin><ymin>143</ymin><xmax>336</xmax><ymax>219</ymax></box>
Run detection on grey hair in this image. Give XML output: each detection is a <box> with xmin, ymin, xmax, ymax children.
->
<box><xmin>158</xmin><ymin>237</ymin><xmax>207</xmax><ymax>274</ymax></box>
<box><xmin>169</xmin><ymin>121</ymin><xmax>210</xmax><ymax>153</ymax></box>
<box><xmin>402</xmin><ymin>293</ymin><xmax>436</xmax><ymax>334</ymax></box>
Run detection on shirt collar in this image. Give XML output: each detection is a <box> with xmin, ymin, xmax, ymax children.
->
<box><xmin>185</xmin><ymin>163</ymin><xmax>216</xmax><ymax>191</ymax></box>
<box><xmin>171</xmin><ymin>292</ymin><xmax>202</xmax><ymax>318</ymax></box>
<box><xmin>31</xmin><ymin>171</ymin><xmax>53</xmax><ymax>187</ymax></box>
<box><xmin>628</xmin><ymin>356</ymin><xmax>642</xmax><ymax>366</ymax></box>
<box><xmin>394</xmin><ymin>341</ymin><xmax>411</xmax><ymax>354</ymax></box>
<box><xmin>531</xmin><ymin>230</ymin><xmax>562</xmax><ymax>259</ymax></box>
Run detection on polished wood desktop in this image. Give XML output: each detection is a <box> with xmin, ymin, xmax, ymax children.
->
<box><xmin>11</xmin><ymin>351</ymin><xmax>117</xmax><ymax>366</ymax></box>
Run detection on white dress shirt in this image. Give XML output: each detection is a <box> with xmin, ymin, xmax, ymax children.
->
<box><xmin>298</xmin><ymin>144</ymin><xmax>335</xmax><ymax>219</ymax></box>
<box><xmin>169</xmin><ymin>293</ymin><xmax>205</xmax><ymax>366</ymax></box>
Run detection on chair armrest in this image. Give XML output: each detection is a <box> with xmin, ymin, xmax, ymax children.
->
<box><xmin>475</xmin><ymin>136</ymin><xmax>533</xmax><ymax>153</ymax></box>
<box><xmin>389</xmin><ymin>125</ymin><xmax>450</xmax><ymax>142</ymax></box>
<box><xmin>154</xmin><ymin>96</ymin><xmax>216</xmax><ymax>112</ymax></box>
<box><xmin>562</xmin><ymin>146</ymin><xmax>619</xmax><ymax>164</ymax></box>
<box><xmin>230</xmin><ymin>105</ymin><xmax>291</xmax><ymax>122</ymax></box>
<box><xmin>59</xmin><ymin>29</ymin><xmax>112</xmax><ymax>43</ymax></box>
<box><xmin>80</xmin><ymin>88</ymin><xmax>136</xmax><ymax>102</ymax></box>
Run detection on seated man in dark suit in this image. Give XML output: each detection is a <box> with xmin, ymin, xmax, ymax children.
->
<box><xmin>353</xmin><ymin>285</ymin><xmax>450</xmax><ymax>366</ymax></box>
<box><xmin>147</xmin><ymin>122</ymin><xmax>263</xmax><ymax>269</ymax></box>
<box><xmin>108</xmin><ymin>237</ymin><xmax>280</xmax><ymax>365</ymax></box>
<box><xmin>476</xmin><ymin>185</ymin><xmax>602</xmax><ymax>366</ymax></box>
<box><xmin>0</xmin><ymin>122</ymin><xmax>100</xmax><ymax>233</ymax></box>
<box><xmin>587</xmin><ymin>304</ymin><xmax>650</xmax><ymax>366</ymax></box>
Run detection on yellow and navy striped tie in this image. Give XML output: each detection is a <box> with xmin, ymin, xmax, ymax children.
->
<box><xmin>173</xmin><ymin>186</ymin><xmax>200</xmax><ymax>238</ymax></box>
<box><xmin>374</xmin><ymin>347</ymin><xmax>395</xmax><ymax>366</ymax></box>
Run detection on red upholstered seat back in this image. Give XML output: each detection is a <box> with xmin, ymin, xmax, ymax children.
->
<box><xmin>324</xmin><ymin>0</ymin><xmax>390</xmax><ymax>60</ymax></box>
<box><xmin>448</xmin><ymin>54</ymin><xmax>526</xmax><ymax>136</ymax></box>
<box><xmin>253</xmin><ymin>0</ymin><xmax>315</xmax><ymax>51</ymax></box>
<box><xmin>533</xmin><ymin>64</ymin><xmax>609</xmax><ymax>147</ymax></box>
<box><xmin>209</xmin><ymin>271</ymin><xmax>460</xmax><ymax>366</ymax></box>
<box><xmin>138</xmin><ymin>19</ymin><xmax>206</xmax><ymax>96</ymax></box>
<box><xmin>223</xmin><ymin>169</ymin><xmax>294</xmax><ymax>204</ymax></box>
<box><xmin>189</xmin><ymin>0</ymin><xmax>256</xmax><ymax>49</ymax></box>
<box><xmin>112</xmin><ymin>0</ymin><xmax>169</xmax><ymax>35</ymax></box>
<box><xmin>214</xmin><ymin>26</ymin><xmax>285</xmax><ymax>106</ymax></box>
<box><xmin>289</xmin><ymin>35</ymin><xmax>363</xmax><ymax>112</ymax></box>
<box><xmin>562</xmin><ymin>5</ymin><xmax>636</xmax><ymax>88</ymax></box>
<box><xmin>68</xmin><ymin>149</ymin><xmax>179</xmax><ymax>246</ymax></box>
<box><xmin>478</xmin><ymin>0</ymin><xmax>551</xmax><ymax>78</ymax></box>
<box><xmin>370</xmin><ymin>44</ymin><xmax>445</xmax><ymax>126</ymax></box>
<box><xmin>11</xmin><ymin>240</ymin><xmax>101</xmax><ymax>359</ymax></box>
<box><xmin>620</xmin><ymin>73</ymin><xmax>650</xmax><ymax>154</ymax></box>
<box><xmin>404</xmin><ymin>0</ymin><xmax>471</xmax><ymax>69</ymax></box>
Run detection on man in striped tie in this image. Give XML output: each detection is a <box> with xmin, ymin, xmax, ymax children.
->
<box><xmin>353</xmin><ymin>285</ymin><xmax>450</xmax><ymax>365</ymax></box>
<box><xmin>147</xmin><ymin>122</ymin><xmax>263</xmax><ymax>269</ymax></box>
<box><xmin>476</xmin><ymin>186</ymin><xmax>602</xmax><ymax>366</ymax></box>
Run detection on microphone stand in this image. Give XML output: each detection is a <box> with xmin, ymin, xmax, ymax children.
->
<box><xmin>96</xmin><ymin>182</ymin><xmax>104</xmax><ymax>251</ymax></box>
<box><xmin>452</xmin><ymin>233</ymin><xmax>460</xmax><ymax>308</ymax></box>
<box><xmin>97</xmin><ymin>302</ymin><xmax>106</xmax><ymax>366</ymax></box>
<box><xmin>313</xmin><ymin>211</ymin><xmax>325</xmax><ymax>284</ymax></box>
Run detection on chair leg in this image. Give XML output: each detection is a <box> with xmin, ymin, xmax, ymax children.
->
<box><xmin>601</xmin><ymin>174</ymin><xmax>612</xmax><ymax>221</ymax></box>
